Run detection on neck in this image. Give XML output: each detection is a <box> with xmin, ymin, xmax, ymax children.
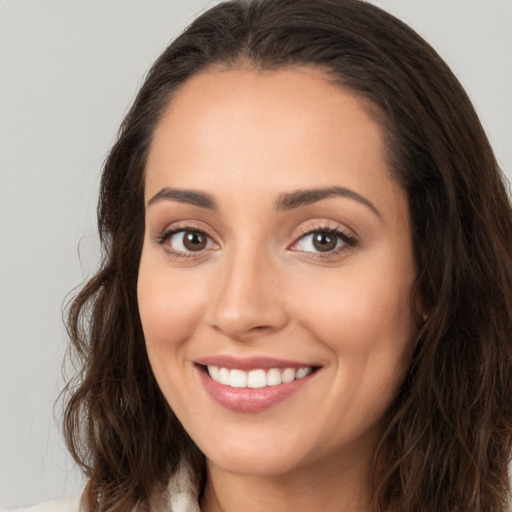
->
<box><xmin>200</xmin><ymin>452</ymin><xmax>373</xmax><ymax>512</ymax></box>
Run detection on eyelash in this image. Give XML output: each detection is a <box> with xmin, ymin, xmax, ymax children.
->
<box><xmin>155</xmin><ymin>224</ymin><xmax>357</xmax><ymax>260</ymax></box>
<box><xmin>155</xmin><ymin>226</ymin><xmax>214</xmax><ymax>259</ymax></box>
<box><xmin>291</xmin><ymin>226</ymin><xmax>357</xmax><ymax>259</ymax></box>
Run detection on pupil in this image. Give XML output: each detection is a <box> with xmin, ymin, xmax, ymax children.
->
<box><xmin>313</xmin><ymin>232</ymin><xmax>337</xmax><ymax>252</ymax></box>
<box><xmin>183</xmin><ymin>231</ymin><xmax>206</xmax><ymax>251</ymax></box>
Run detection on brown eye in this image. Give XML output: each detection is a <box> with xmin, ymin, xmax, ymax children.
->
<box><xmin>182</xmin><ymin>231</ymin><xmax>207</xmax><ymax>251</ymax></box>
<box><xmin>291</xmin><ymin>227</ymin><xmax>356</xmax><ymax>256</ymax></box>
<box><xmin>312</xmin><ymin>232</ymin><xmax>337</xmax><ymax>252</ymax></box>
<box><xmin>165</xmin><ymin>229</ymin><xmax>213</xmax><ymax>253</ymax></box>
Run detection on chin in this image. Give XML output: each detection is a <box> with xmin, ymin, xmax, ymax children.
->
<box><xmin>206</xmin><ymin>448</ymin><xmax>305</xmax><ymax>478</ymax></box>
<box><xmin>193</xmin><ymin>428</ymin><xmax>307</xmax><ymax>477</ymax></box>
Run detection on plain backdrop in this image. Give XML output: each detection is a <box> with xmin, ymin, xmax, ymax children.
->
<box><xmin>1</xmin><ymin>0</ymin><xmax>511</xmax><ymax>508</ymax></box>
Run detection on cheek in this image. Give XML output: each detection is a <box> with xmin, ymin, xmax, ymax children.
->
<box><xmin>137</xmin><ymin>260</ymin><xmax>207</xmax><ymax>365</ymax></box>
<box><xmin>292</xmin><ymin>270</ymin><xmax>414</xmax><ymax>348</ymax></box>
<box><xmin>137</xmin><ymin>263</ymin><xmax>211</xmax><ymax>419</ymax></box>
<box><xmin>287</xmin><ymin>251</ymin><xmax>416</xmax><ymax>410</ymax></box>
<box><xmin>139</xmin><ymin>284</ymin><xmax>195</xmax><ymax>344</ymax></box>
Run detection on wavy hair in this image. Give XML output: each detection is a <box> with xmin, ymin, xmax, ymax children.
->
<box><xmin>63</xmin><ymin>0</ymin><xmax>512</xmax><ymax>510</ymax></box>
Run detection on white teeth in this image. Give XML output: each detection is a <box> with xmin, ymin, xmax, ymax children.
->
<box><xmin>206</xmin><ymin>365</ymin><xmax>314</xmax><ymax>388</ymax></box>
<box><xmin>230</xmin><ymin>369</ymin><xmax>247</xmax><ymax>387</ymax></box>
<box><xmin>281</xmin><ymin>368</ymin><xmax>295</xmax><ymax>383</ymax></box>
<box><xmin>247</xmin><ymin>369</ymin><xmax>267</xmax><ymax>388</ymax></box>
<box><xmin>296</xmin><ymin>367</ymin><xmax>312</xmax><ymax>379</ymax></box>
<box><xmin>219</xmin><ymin>367</ymin><xmax>230</xmax><ymax>385</ymax></box>
<box><xmin>266</xmin><ymin>368</ymin><xmax>282</xmax><ymax>386</ymax></box>
<box><xmin>208</xmin><ymin>366</ymin><xmax>220</xmax><ymax>381</ymax></box>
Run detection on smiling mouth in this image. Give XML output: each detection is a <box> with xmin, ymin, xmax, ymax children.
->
<box><xmin>196</xmin><ymin>362</ymin><xmax>321</xmax><ymax>412</ymax></box>
<box><xmin>204</xmin><ymin>365</ymin><xmax>317</xmax><ymax>388</ymax></box>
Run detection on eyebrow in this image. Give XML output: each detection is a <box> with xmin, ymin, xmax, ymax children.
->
<box><xmin>147</xmin><ymin>185</ymin><xmax>381</xmax><ymax>218</ymax></box>
<box><xmin>147</xmin><ymin>188</ymin><xmax>217</xmax><ymax>209</ymax></box>
<box><xmin>275</xmin><ymin>186</ymin><xmax>382</xmax><ymax>218</ymax></box>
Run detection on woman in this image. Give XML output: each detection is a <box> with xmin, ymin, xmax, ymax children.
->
<box><xmin>13</xmin><ymin>0</ymin><xmax>512</xmax><ymax>510</ymax></box>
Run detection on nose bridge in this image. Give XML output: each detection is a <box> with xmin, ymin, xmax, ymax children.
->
<box><xmin>207</xmin><ymin>239</ymin><xmax>287</xmax><ymax>339</ymax></box>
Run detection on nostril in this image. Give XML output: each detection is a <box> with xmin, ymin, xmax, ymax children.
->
<box><xmin>250</xmin><ymin>325</ymin><xmax>271</xmax><ymax>332</ymax></box>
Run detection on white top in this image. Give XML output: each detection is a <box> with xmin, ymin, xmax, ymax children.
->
<box><xmin>2</xmin><ymin>462</ymin><xmax>200</xmax><ymax>512</ymax></box>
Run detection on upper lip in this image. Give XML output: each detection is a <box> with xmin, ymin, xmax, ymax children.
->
<box><xmin>194</xmin><ymin>355</ymin><xmax>320</xmax><ymax>371</ymax></box>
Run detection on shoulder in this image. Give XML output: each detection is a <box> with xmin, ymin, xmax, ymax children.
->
<box><xmin>2</xmin><ymin>496</ymin><xmax>81</xmax><ymax>512</ymax></box>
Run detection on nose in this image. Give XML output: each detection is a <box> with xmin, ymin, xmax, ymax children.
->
<box><xmin>205</xmin><ymin>247</ymin><xmax>288</xmax><ymax>341</ymax></box>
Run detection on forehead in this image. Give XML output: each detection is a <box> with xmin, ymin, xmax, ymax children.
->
<box><xmin>150</xmin><ymin>66</ymin><xmax>383</xmax><ymax>158</ymax></box>
<box><xmin>144</xmin><ymin>67</ymin><xmax>404</xmax><ymax>222</ymax></box>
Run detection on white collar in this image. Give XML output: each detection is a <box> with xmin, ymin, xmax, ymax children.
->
<box><xmin>77</xmin><ymin>460</ymin><xmax>201</xmax><ymax>512</ymax></box>
<box><xmin>160</xmin><ymin>460</ymin><xmax>201</xmax><ymax>512</ymax></box>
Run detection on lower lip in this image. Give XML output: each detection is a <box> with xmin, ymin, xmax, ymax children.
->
<box><xmin>197</xmin><ymin>366</ymin><xmax>316</xmax><ymax>413</ymax></box>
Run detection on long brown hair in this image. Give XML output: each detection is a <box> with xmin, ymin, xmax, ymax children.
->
<box><xmin>63</xmin><ymin>0</ymin><xmax>512</xmax><ymax>510</ymax></box>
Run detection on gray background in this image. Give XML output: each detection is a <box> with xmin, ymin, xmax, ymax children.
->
<box><xmin>1</xmin><ymin>0</ymin><xmax>511</xmax><ymax>508</ymax></box>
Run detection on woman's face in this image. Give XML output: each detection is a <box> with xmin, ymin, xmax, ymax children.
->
<box><xmin>138</xmin><ymin>68</ymin><xmax>416</xmax><ymax>478</ymax></box>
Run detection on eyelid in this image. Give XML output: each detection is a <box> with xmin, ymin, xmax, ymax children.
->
<box><xmin>288</xmin><ymin>221</ymin><xmax>358</xmax><ymax>258</ymax></box>
<box><xmin>292</xmin><ymin>219</ymin><xmax>356</xmax><ymax>241</ymax></box>
<box><xmin>154</xmin><ymin>220</ymin><xmax>217</xmax><ymax>242</ymax></box>
<box><xmin>153</xmin><ymin>221</ymin><xmax>220</xmax><ymax>258</ymax></box>
<box><xmin>165</xmin><ymin>229</ymin><xmax>215</xmax><ymax>249</ymax></box>
<box><xmin>152</xmin><ymin>219</ymin><xmax>357</xmax><ymax>260</ymax></box>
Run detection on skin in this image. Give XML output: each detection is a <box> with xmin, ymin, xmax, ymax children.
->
<box><xmin>137</xmin><ymin>67</ymin><xmax>417</xmax><ymax>512</ymax></box>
